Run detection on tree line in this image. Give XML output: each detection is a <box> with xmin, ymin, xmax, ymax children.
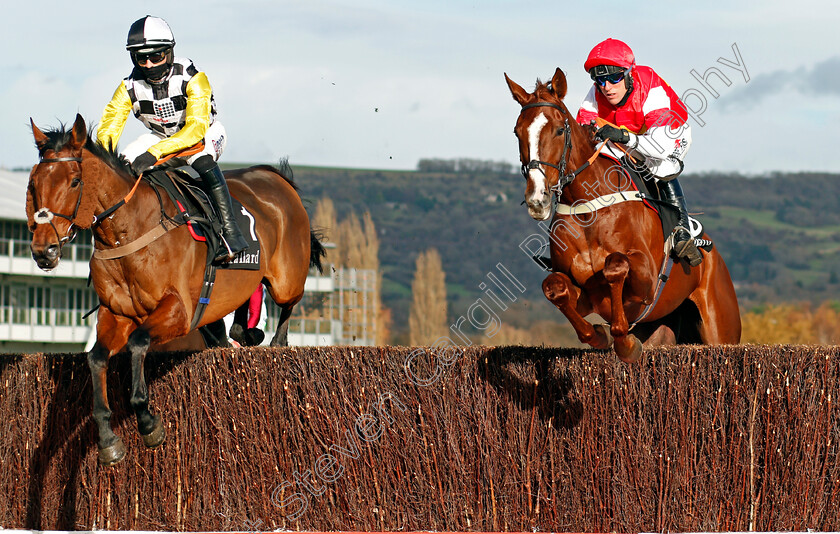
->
<box><xmin>740</xmin><ymin>302</ymin><xmax>840</xmax><ymax>344</ymax></box>
<box><xmin>416</xmin><ymin>158</ymin><xmax>515</xmax><ymax>175</ymax></box>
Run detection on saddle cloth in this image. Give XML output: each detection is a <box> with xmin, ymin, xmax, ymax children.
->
<box><xmin>146</xmin><ymin>168</ymin><xmax>262</xmax><ymax>270</ymax></box>
<box><xmin>611</xmin><ymin>155</ymin><xmax>713</xmax><ymax>252</ymax></box>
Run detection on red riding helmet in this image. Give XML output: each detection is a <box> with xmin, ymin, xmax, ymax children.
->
<box><xmin>584</xmin><ymin>38</ymin><xmax>636</xmax><ymax>76</ymax></box>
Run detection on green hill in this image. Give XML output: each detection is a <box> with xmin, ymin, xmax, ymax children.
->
<box><xmin>685</xmin><ymin>172</ymin><xmax>840</xmax><ymax>306</ymax></box>
<box><xmin>229</xmin><ymin>162</ymin><xmax>840</xmax><ymax>340</ymax></box>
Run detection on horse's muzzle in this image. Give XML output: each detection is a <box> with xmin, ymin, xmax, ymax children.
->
<box><xmin>526</xmin><ymin>195</ymin><xmax>551</xmax><ymax>221</ymax></box>
<box><xmin>31</xmin><ymin>243</ymin><xmax>61</xmax><ymax>271</ymax></box>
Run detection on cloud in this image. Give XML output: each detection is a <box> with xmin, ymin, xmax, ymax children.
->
<box><xmin>720</xmin><ymin>55</ymin><xmax>840</xmax><ymax>109</ymax></box>
<box><xmin>795</xmin><ymin>55</ymin><xmax>840</xmax><ymax>94</ymax></box>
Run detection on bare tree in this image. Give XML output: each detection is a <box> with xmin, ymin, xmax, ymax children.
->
<box><xmin>312</xmin><ymin>197</ymin><xmax>337</xmax><ymax>266</ymax></box>
<box><xmin>361</xmin><ymin>212</ymin><xmax>391</xmax><ymax>344</ymax></box>
<box><xmin>330</xmin><ymin>210</ymin><xmax>390</xmax><ymax>344</ymax></box>
<box><xmin>409</xmin><ymin>248</ymin><xmax>447</xmax><ymax>346</ymax></box>
<box><xmin>336</xmin><ymin>212</ymin><xmax>364</xmax><ymax>269</ymax></box>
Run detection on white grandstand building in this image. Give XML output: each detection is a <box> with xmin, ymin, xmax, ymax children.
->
<box><xmin>0</xmin><ymin>168</ymin><xmax>375</xmax><ymax>353</ymax></box>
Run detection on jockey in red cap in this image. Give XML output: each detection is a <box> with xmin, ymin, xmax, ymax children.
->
<box><xmin>576</xmin><ymin>38</ymin><xmax>702</xmax><ymax>267</ymax></box>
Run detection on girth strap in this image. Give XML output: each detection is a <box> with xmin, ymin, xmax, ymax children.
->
<box><xmin>189</xmin><ymin>262</ymin><xmax>217</xmax><ymax>331</ymax></box>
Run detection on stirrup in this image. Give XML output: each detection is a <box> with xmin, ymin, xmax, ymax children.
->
<box><xmin>672</xmin><ymin>227</ymin><xmax>702</xmax><ymax>267</ymax></box>
<box><xmin>214</xmin><ymin>236</ymin><xmax>246</xmax><ymax>263</ymax></box>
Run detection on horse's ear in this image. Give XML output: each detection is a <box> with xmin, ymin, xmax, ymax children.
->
<box><xmin>505</xmin><ymin>73</ymin><xmax>531</xmax><ymax>106</ymax></box>
<box><xmin>31</xmin><ymin>118</ymin><xmax>48</xmax><ymax>150</ymax></box>
<box><xmin>551</xmin><ymin>68</ymin><xmax>568</xmax><ymax>99</ymax></box>
<box><xmin>69</xmin><ymin>113</ymin><xmax>87</xmax><ymax>150</ymax></box>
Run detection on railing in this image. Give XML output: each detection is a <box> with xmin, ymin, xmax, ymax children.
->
<box><xmin>0</xmin><ymin>305</ymin><xmax>95</xmax><ymax>328</ymax></box>
<box><xmin>288</xmin><ymin>317</ymin><xmax>335</xmax><ymax>335</ymax></box>
<box><xmin>0</xmin><ymin>238</ymin><xmax>92</xmax><ymax>278</ymax></box>
<box><xmin>262</xmin><ymin>265</ymin><xmax>377</xmax><ymax>346</ymax></box>
<box><xmin>0</xmin><ymin>304</ymin><xmax>93</xmax><ymax>344</ymax></box>
<box><xmin>285</xmin><ymin>318</ymin><xmax>341</xmax><ymax>347</ymax></box>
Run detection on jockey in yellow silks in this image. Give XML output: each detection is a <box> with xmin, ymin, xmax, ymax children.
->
<box><xmin>97</xmin><ymin>15</ymin><xmax>247</xmax><ymax>262</ymax></box>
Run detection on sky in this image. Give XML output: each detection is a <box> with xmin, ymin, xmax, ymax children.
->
<box><xmin>2</xmin><ymin>0</ymin><xmax>838</xmax><ymax>174</ymax></box>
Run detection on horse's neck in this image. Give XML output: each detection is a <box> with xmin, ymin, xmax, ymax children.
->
<box><xmin>87</xmin><ymin>157</ymin><xmax>160</xmax><ymax>237</ymax></box>
<box><xmin>562</xmin><ymin>152</ymin><xmax>631</xmax><ymax>204</ymax></box>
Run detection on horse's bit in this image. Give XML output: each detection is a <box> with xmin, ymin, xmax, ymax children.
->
<box><xmin>33</xmin><ymin>156</ymin><xmax>84</xmax><ymax>250</ymax></box>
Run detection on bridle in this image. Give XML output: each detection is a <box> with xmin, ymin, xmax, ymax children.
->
<box><xmin>32</xmin><ymin>156</ymin><xmax>84</xmax><ymax>250</ymax></box>
<box><xmin>518</xmin><ymin>101</ymin><xmax>606</xmax><ymax>195</ymax></box>
<box><xmin>31</xmin><ymin>142</ymin><xmax>199</xmax><ymax>265</ymax></box>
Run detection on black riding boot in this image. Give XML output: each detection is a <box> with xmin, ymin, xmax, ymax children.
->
<box><xmin>657</xmin><ymin>178</ymin><xmax>703</xmax><ymax>267</ymax></box>
<box><xmin>194</xmin><ymin>157</ymin><xmax>249</xmax><ymax>262</ymax></box>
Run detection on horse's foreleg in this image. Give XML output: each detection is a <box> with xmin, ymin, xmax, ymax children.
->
<box><xmin>270</xmin><ymin>304</ymin><xmax>294</xmax><ymax>346</ymax></box>
<box><xmin>127</xmin><ymin>328</ymin><xmax>165</xmax><ymax>449</ymax></box>
<box><xmin>603</xmin><ymin>252</ymin><xmax>642</xmax><ymax>363</ymax></box>
<box><xmin>87</xmin><ymin>343</ymin><xmax>126</xmax><ymax>466</ymax></box>
<box><xmin>542</xmin><ymin>272</ymin><xmax>610</xmax><ymax>349</ymax></box>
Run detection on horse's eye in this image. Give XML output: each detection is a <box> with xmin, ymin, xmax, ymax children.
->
<box><xmin>71</xmin><ymin>177</ymin><xmax>81</xmax><ymax>187</ymax></box>
<box><xmin>555</xmin><ymin>127</ymin><xmax>565</xmax><ymax>136</ymax></box>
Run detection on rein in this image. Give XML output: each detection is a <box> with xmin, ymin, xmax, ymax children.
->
<box><xmin>37</xmin><ymin>142</ymin><xmax>210</xmax><ymax>263</ymax></box>
<box><xmin>519</xmin><ymin>102</ymin><xmax>609</xmax><ymax>195</ymax></box>
<box><xmin>93</xmin><ymin>142</ymin><xmax>203</xmax><ymax>227</ymax></box>
<box><xmin>35</xmin><ymin>152</ymin><xmax>167</xmax><ymax>261</ymax></box>
<box><xmin>93</xmin><ymin>172</ymin><xmax>145</xmax><ymax>226</ymax></box>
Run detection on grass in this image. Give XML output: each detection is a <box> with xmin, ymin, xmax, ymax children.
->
<box><xmin>711</xmin><ymin>206</ymin><xmax>840</xmax><ymax>238</ymax></box>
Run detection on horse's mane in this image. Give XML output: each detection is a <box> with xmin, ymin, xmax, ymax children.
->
<box><xmin>35</xmin><ymin>121</ymin><xmax>135</xmax><ymax>177</ymax></box>
<box><xmin>87</xmin><ymin>136</ymin><xmax>135</xmax><ymax>177</ymax></box>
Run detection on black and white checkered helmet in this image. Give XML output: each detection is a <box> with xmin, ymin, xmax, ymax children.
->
<box><xmin>126</xmin><ymin>16</ymin><xmax>175</xmax><ymax>53</ymax></box>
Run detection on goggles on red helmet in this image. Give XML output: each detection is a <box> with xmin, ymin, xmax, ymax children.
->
<box><xmin>588</xmin><ymin>65</ymin><xmax>627</xmax><ymax>86</ymax></box>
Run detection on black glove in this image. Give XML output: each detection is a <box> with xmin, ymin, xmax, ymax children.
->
<box><xmin>595</xmin><ymin>124</ymin><xmax>631</xmax><ymax>145</ymax></box>
<box><xmin>131</xmin><ymin>151</ymin><xmax>158</xmax><ymax>174</ymax></box>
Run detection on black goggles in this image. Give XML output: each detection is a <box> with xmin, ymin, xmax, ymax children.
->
<box><xmin>592</xmin><ymin>70</ymin><xmax>626</xmax><ymax>87</ymax></box>
<box><xmin>133</xmin><ymin>49</ymin><xmax>168</xmax><ymax>64</ymax></box>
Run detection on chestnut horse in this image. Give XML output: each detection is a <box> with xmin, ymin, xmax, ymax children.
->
<box><xmin>27</xmin><ymin>114</ymin><xmax>324</xmax><ymax>465</ymax></box>
<box><xmin>505</xmin><ymin>69</ymin><xmax>740</xmax><ymax>362</ymax></box>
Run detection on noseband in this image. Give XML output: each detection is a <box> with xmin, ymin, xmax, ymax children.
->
<box><xmin>519</xmin><ymin>102</ymin><xmax>605</xmax><ymax>195</ymax></box>
<box><xmin>33</xmin><ymin>156</ymin><xmax>84</xmax><ymax>250</ymax></box>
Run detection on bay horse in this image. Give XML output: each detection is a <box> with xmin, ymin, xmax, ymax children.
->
<box><xmin>27</xmin><ymin>114</ymin><xmax>324</xmax><ymax>465</ymax></box>
<box><xmin>505</xmin><ymin>69</ymin><xmax>740</xmax><ymax>362</ymax></box>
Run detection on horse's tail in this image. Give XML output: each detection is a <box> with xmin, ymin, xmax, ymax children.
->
<box><xmin>309</xmin><ymin>230</ymin><xmax>327</xmax><ymax>273</ymax></box>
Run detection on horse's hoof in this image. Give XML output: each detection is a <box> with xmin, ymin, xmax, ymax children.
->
<box><xmin>590</xmin><ymin>324</ymin><xmax>614</xmax><ymax>350</ymax></box>
<box><xmin>615</xmin><ymin>335</ymin><xmax>643</xmax><ymax>364</ymax></box>
<box><xmin>229</xmin><ymin>323</ymin><xmax>245</xmax><ymax>345</ymax></box>
<box><xmin>98</xmin><ymin>438</ymin><xmax>127</xmax><ymax>466</ymax></box>
<box><xmin>243</xmin><ymin>328</ymin><xmax>266</xmax><ymax>346</ymax></box>
<box><xmin>141</xmin><ymin>416</ymin><xmax>166</xmax><ymax>449</ymax></box>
